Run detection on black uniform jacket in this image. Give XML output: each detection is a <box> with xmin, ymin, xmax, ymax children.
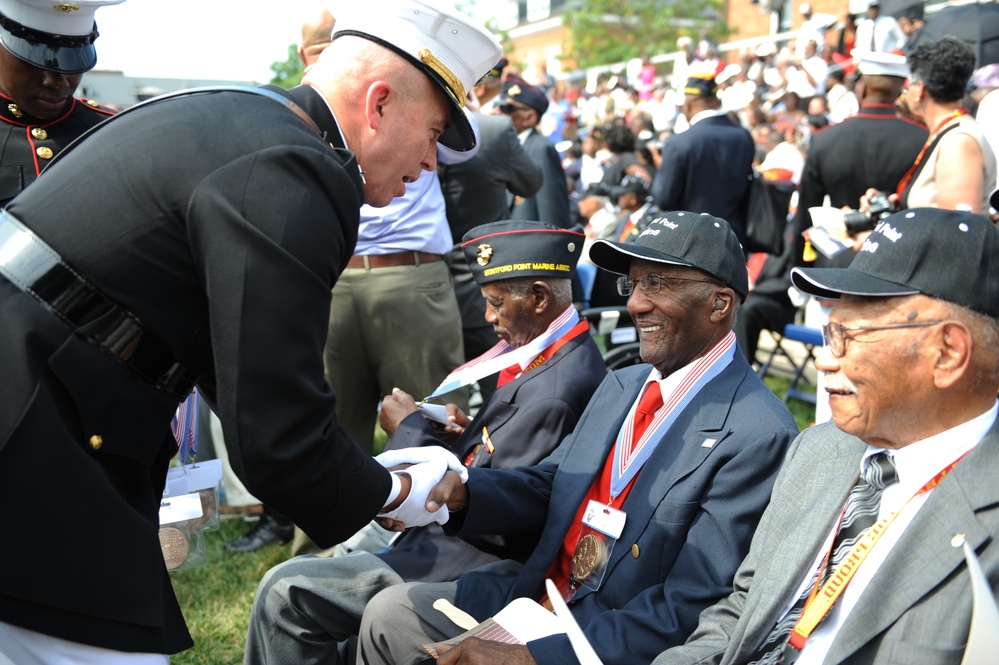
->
<box><xmin>0</xmin><ymin>85</ymin><xmax>392</xmax><ymax>653</ymax></box>
<box><xmin>0</xmin><ymin>93</ymin><xmax>116</xmax><ymax>205</ymax></box>
<box><xmin>791</xmin><ymin>103</ymin><xmax>928</xmax><ymax>268</ymax></box>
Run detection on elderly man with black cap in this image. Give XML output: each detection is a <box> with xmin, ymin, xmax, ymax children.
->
<box><xmin>355</xmin><ymin>211</ymin><xmax>798</xmax><ymax>665</ymax></box>
<box><xmin>655</xmin><ymin>208</ymin><xmax>999</xmax><ymax>665</ymax></box>
<box><xmin>497</xmin><ymin>74</ymin><xmax>571</xmax><ymax>229</ymax></box>
<box><xmin>0</xmin><ymin>1</ymin><xmax>501</xmax><ymax>660</ymax></box>
<box><xmin>650</xmin><ymin>72</ymin><xmax>755</xmax><ymax>244</ymax></box>
<box><xmin>0</xmin><ymin>0</ymin><xmax>122</xmax><ymax>206</ymax></box>
<box><xmin>243</xmin><ymin>221</ymin><xmax>607</xmax><ymax>665</ymax></box>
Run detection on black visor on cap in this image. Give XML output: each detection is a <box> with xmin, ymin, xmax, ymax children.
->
<box><xmin>990</xmin><ymin>187</ymin><xmax>999</xmax><ymax>212</ymax></box>
<box><xmin>0</xmin><ymin>15</ymin><xmax>97</xmax><ymax>74</ymax></box>
<box><xmin>588</xmin><ymin>238</ymin><xmax>691</xmax><ymax>276</ymax></box>
<box><xmin>789</xmin><ymin>266</ymin><xmax>920</xmax><ymax>301</ymax></box>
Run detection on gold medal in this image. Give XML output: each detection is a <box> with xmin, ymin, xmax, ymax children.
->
<box><xmin>570</xmin><ymin>533</ymin><xmax>603</xmax><ymax>581</ymax></box>
<box><xmin>159</xmin><ymin>526</ymin><xmax>190</xmax><ymax>570</ymax></box>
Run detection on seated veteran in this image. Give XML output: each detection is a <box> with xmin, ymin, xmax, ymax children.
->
<box><xmin>355</xmin><ymin>211</ymin><xmax>799</xmax><ymax>665</ymax></box>
<box><xmin>655</xmin><ymin>208</ymin><xmax>999</xmax><ymax>665</ymax></box>
<box><xmin>243</xmin><ymin>221</ymin><xmax>608</xmax><ymax>665</ymax></box>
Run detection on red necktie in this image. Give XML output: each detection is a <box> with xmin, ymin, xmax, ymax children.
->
<box><xmin>496</xmin><ymin>363</ymin><xmax>521</xmax><ymax>387</ymax></box>
<box><xmin>631</xmin><ymin>382</ymin><xmax>664</xmax><ymax>454</ymax></box>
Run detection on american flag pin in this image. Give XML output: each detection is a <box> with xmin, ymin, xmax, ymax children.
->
<box><xmin>701</xmin><ymin>438</ymin><xmax>717</xmax><ymax>449</ymax></box>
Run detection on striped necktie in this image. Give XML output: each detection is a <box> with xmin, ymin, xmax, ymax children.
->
<box><xmin>749</xmin><ymin>452</ymin><xmax>899</xmax><ymax>665</ymax></box>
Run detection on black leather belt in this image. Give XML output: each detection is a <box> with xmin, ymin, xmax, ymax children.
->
<box><xmin>0</xmin><ymin>210</ymin><xmax>198</xmax><ymax>401</ymax></box>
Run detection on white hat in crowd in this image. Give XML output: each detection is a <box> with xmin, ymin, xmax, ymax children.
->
<box><xmin>330</xmin><ymin>0</ymin><xmax>501</xmax><ymax>151</ymax></box>
<box><xmin>856</xmin><ymin>51</ymin><xmax>910</xmax><ymax>79</ymax></box>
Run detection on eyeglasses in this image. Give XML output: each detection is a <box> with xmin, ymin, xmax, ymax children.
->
<box><xmin>616</xmin><ymin>273</ymin><xmax>719</xmax><ymax>297</ymax></box>
<box><xmin>900</xmin><ymin>78</ymin><xmax>921</xmax><ymax>95</ymax></box>
<box><xmin>821</xmin><ymin>320</ymin><xmax>943</xmax><ymax>357</ymax></box>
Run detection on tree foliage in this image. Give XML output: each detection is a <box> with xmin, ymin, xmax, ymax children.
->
<box><xmin>562</xmin><ymin>0</ymin><xmax>730</xmax><ymax>69</ymax></box>
<box><xmin>269</xmin><ymin>44</ymin><xmax>304</xmax><ymax>89</ymax></box>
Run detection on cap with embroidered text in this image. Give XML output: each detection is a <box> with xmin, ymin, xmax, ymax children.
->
<box><xmin>461</xmin><ymin>220</ymin><xmax>584</xmax><ymax>286</ymax></box>
<box><xmin>588</xmin><ymin>210</ymin><xmax>748</xmax><ymax>299</ymax></box>
<box><xmin>330</xmin><ymin>0</ymin><xmax>501</xmax><ymax>151</ymax></box>
<box><xmin>791</xmin><ymin>208</ymin><xmax>999</xmax><ymax>318</ymax></box>
<box><xmin>0</xmin><ymin>0</ymin><xmax>125</xmax><ymax>73</ymax></box>
<box><xmin>856</xmin><ymin>51</ymin><xmax>909</xmax><ymax>78</ymax></box>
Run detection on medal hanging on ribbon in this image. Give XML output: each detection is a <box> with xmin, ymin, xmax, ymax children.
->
<box><xmin>172</xmin><ymin>389</ymin><xmax>200</xmax><ymax>465</ymax></box>
<box><xmin>570</xmin><ymin>500</ymin><xmax>626</xmax><ymax>593</ymax></box>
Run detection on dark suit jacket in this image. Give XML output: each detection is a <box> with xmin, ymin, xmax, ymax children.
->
<box><xmin>791</xmin><ymin>104</ymin><xmax>927</xmax><ymax>269</ymax></box>
<box><xmin>378</xmin><ymin>332</ymin><xmax>607</xmax><ymax>582</ymax></box>
<box><xmin>652</xmin><ymin>114</ymin><xmax>755</xmax><ymax>241</ymax></box>
<box><xmin>448</xmin><ymin>353</ymin><xmax>799</xmax><ymax>665</ymax></box>
<box><xmin>511</xmin><ymin>127</ymin><xmax>571</xmax><ymax>228</ymax></box>
<box><xmin>0</xmin><ymin>86</ymin><xmax>391</xmax><ymax>654</ymax></box>
<box><xmin>439</xmin><ymin>112</ymin><xmax>542</xmax><ymax>243</ymax></box>
<box><xmin>658</xmin><ymin>418</ymin><xmax>999</xmax><ymax>665</ymax></box>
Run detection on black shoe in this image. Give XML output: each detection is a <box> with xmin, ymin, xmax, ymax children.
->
<box><xmin>223</xmin><ymin>512</ymin><xmax>294</xmax><ymax>553</ymax></box>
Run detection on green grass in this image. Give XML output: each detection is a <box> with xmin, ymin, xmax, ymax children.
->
<box><xmin>169</xmin><ymin>517</ymin><xmax>290</xmax><ymax>665</ymax></box>
<box><xmin>170</xmin><ymin>382</ymin><xmax>814</xmax><ymax>663</ymax></box>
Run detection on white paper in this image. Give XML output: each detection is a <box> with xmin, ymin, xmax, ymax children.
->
<box><xmin>545</xmin><ymin>579</ymin><xmax>604</xmax><ymax>665</ymax></box>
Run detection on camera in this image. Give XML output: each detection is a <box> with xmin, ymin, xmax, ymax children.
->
<box><xmin>842</xmin><ymin>192</ymin><xmax>896</xmax><ymax>235</ymax></box>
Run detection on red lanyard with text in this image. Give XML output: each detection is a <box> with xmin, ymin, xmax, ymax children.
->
<box><xmin>787</xmin><ymin>451</ymin><xmax>969</xmax><ymax>651</ymax></box>
<box><xmin>521</xmin><ymin>319</ymin><xmax>590</xmax><ymax>374</ymax></box>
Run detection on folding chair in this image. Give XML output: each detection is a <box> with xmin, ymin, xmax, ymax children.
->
<box><xmin>757</xmin><ymin>323</ymin><xmax>823</xmax><ymax>404</ymax></box>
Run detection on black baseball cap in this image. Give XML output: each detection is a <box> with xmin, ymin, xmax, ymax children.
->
<box><xmin>791</xmin><ymin>208</ymin><xmax>999</xmax><ymax>318</ymax></box>
<box><xmin>588</xmin><ymin>210</ymin><xmax>748</xmax><ymax>299</ymax></box>
<box><xmin>611</xmin><ymin>175</ymin><xmax>651</xmax><ymax>200</ymax></box>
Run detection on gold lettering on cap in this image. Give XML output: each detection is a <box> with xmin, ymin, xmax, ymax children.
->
<box><xmin>476</xmin><ymin>244</ymin><xmax>493</xmax><ymax>266</ymax></box>
<box><xmin>52</xmin><ymin>3</ymin><xmax>81</xmax><ymax>12</ymax></box>
<box><xmin>418</xmin><ymin>49</ymin><xmax>465</xmax><ymax>108</ymax></box>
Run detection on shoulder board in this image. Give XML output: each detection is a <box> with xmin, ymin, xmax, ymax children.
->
<box><xmin>78</xmin><ymin>98</ymin><xmax>118</xmax><ymax>116</ymax></box>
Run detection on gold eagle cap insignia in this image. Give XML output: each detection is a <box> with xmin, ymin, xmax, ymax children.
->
<box><xmin>53</xmin><ymin>4</ymin><xmax>81</xmax><ymax>12</ymax></box>
<box><xmin>476</xmin><ymin>244</ymin><xmax>493</xmax><ymax>266</ymax></box>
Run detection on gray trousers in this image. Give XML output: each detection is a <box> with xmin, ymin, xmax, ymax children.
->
<box><xmin>243</xmin><ymin>552</ymin><xmax>406</xmax><ymax>665</ymax></box>
<box><xmin>356</xmin><ymin>559</ymin><xmax>524</xmax><ymax>665</ymax></box>
<box><xmin>356</xmin><ymin>579</ymin><xmax>460</xmax><ymax>665</ymax></box>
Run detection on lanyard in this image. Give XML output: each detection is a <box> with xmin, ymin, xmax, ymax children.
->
<box><xmin>172</xmin><ymin>389</ymin><xmax>200</xmax><ymax>464</ymax></box>
<box><xmin>894</xmin><ymin>108</ymin><xmax>966</xmax><ymax>199</ymax></box>
<box><xmin>787</xmin><ymin>450</ymin><xmax>969</xmax><ymax>651</ymax></box>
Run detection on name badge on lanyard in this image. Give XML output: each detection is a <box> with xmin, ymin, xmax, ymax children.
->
<box><xmin>569</xmin><ymin>500</ymin><xmax>627</xmax><ymax>594</ymax></box>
